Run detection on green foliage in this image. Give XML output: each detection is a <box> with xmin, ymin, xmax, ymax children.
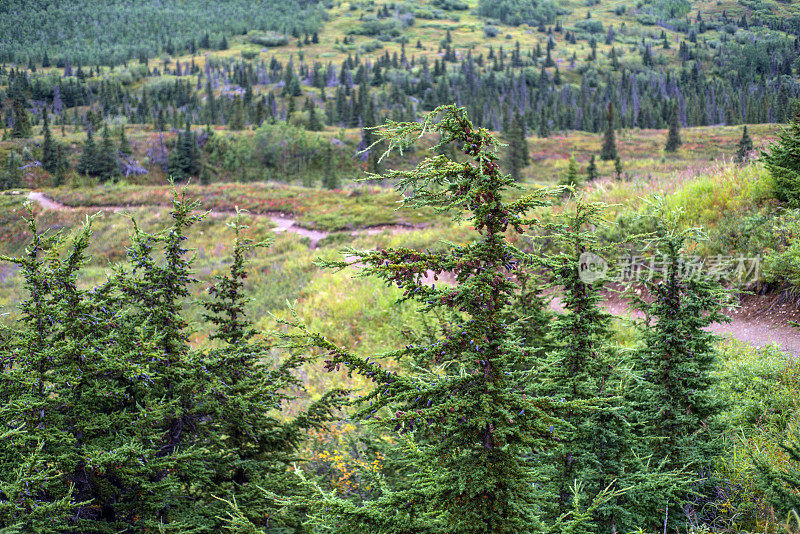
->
<box><xmin>506</xmin><ymin>111</ymin><xmax>529</xmax><ymax>180</ymax></box>
<box><xmin>40</xmin><ymin>113</ymin><xmax>57</xmax><ymax>173</ymax></box>
<box><xmin>628</xmin><ymin>202</ymin><xmax>730</xmax><ymax>529</ymax></box>
<box><xmin>229</xmin><ymin>97</ymin><xmax>247</xmax><ymax>131</ymax></box>
<box><xmin>736</xmin><ymin>125</ymin><xmax>754</xmax><ymax>163</ymax></box>
<box><xmin>477</xmin><ymin>0</ymin><xmax>565</xmax><ymax>27</ymax></box>
<box><xmin>287</xmin><ymin>106</ymin><xmax>585</xmax><ymax>533</ymax></box>
<box><xmin>600</xmin><ymin>104</ymin><xmax>617</xmax><ymax>161</ymax></box>
<box><xmin>558</xmin><ymin>155</ymin><xmax>583</xmax><ymax>190</ymax></box>
<box><xmin>0</xmin><ymin>192</ymin><xmax>339</xmax><ymax>531</ymax></box>
<box><xmin>9</xmin><ymin>100</ymin><xmax>31</xmax><ymax>139</ymax></box>
<box><xmin>0</xmin><ymin>0</ymin><xmax>328</xmax><ymax>66</ymax></box>
<box><xmin>761</xmin><ymin>119</ymin><xmax>800</xmax><ymax>206</ymax></box>
<box><xmin>763</xmin><ymin>209</ymin><xmax>800</xmax><ymax>294</ymax></box>
<box><xmin>665</xmin><ymin>102</ymin><xmax>682</xmax><ymax>153</ymax></box>
<box><xmin>118</xmin><ymin>127</ymin><xmax>132</xmax><ymax>157</ymax></box>
<box><xmin>249</xmin><ymin>31</ymin><xmax>290</xmax><ymax>48</ymax></box>
<box><xmin>194</xmin><ymin>213</ymin><xmax>345</xmax><ymax>530</ymax></box>
<box><xmin>640</xmin><ymin>0</ymin><xmax>692</xmax><ymax>19</ymax></box>
<box><xmin>585</xmin><ymin>155</ymin><xmax>598</xmax><ymax>181</ymax></box>
<box><xmin>76</xmin><ymin>129</ymin><xmax>99</xmax><ymax>177</ymax></box>
<box><xmin>252</xmin><ymin>124</ymin><xmax>353</xmax><ymax>184</ymax></box>
<box><xmin>535</xmin><ymin>199</ymin><xmax>681</xmax><ymax>534</ymax></box>
<box><xmin>168</xmin><ymin>124</ymin><xmax>201</xmax><ymax>180</ymax></box>
<box><xmin>95</xmin><ymin>125</ymin><xmax>120</xmax><ymax>182</ymax></box>
<box><xmin>348</xmin><ymin>16</ymin><xmax>401</xmax><ymax>39</ymax></box>
<box><xmin>714</xmin><ymin>342</ymin><xmax>800</xmax><ymax>529</ymax></box>
<box><xmin>0</xmin><ymin>151</ymin><xmax>24</xmax><ymax>190</ymax></box>
<box><xmin>0</xmin><ymin>213</ymin><xmax>186</xmax><ymax>531</ymax></box>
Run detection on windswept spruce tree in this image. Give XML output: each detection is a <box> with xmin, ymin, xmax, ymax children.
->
<box><xmin>284</xmin><ymin>106</ymin><xmax>608</xmax><ymax>533</ymax></box>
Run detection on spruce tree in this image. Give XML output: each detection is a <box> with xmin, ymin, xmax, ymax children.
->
<box><xmin>735</xmin><ymin>125</ymin><xmax>753</xmax><ymax>163</ymax></box>
<box><xmin>119</xmin><ymin>126</ymin><xmax>132</xmax><ymax>156</ymax></box>
<box><xmin>322</xmin><ymin>145</ymin><xmax>340</xmax><ymax>190</ymax></box>
<box><xmin>10</xmin><ymin>99</ymin><xmax>31</xmax><ymax>139</ymax></box>
<box><xmin>761</xmin><ymin>117</ymin><xmax>800</xmax><ymax>205</ymax></box>
<box><xmin>586</xmin><ymin>155</ymin><xmax>598</xmax><ymax>181</ymax></box>
<box><xmin>507</xmin><ymin>111</ymin><xmax>530</xmax><ymax>180</ymax></box>
<box><xmin>558</xmin><ymin>154</ymin><xmax>583</xmax><ymax>190</ymax></box>
<box><xmin>287</xmin><ymin>106</ymin><xmax>598</xmax><ymax>534</ymax></box>
<box><xmin>96</xmin><ymin>124</ymin><xmax>120</xmax><ymax>182</ymax></box>
<box><xmin>205</xmin><ymin>78</ymin><xmax>218</xmax><ymax>124</ymax></box>
<box><xmin>193</xmin><ymin>214</ymin><xmax>344</xmax><ymax>531</ymax></box>
<box><xmin>229</xmin><ymin>96</ymin><xmax>245</xmax><ymax>130</ymax></box>
<box><xmin>600</xmin><ymin>103</ymin><xmax>617</xmax><ymax>161</ymax></box>
<box><xmin>54</xmin><ymin>144</ymin><xmax>68</xmax><ymax>186</ymax></box>
<box><xmin>665</xmin><ymin>101</ymin><xmax>682</xmax><ymax>152</ymax></box>
<box><xmin>40</xmin><ymin>112</ymin><xmax>57</xmax><ymax>173</ymax></box>
<box><xmin>535</xmin><ymin>199</ymin><xmax>662</xmax><ymax>534</ymax></box>
<box><xmin>254</xmin><ymin>99</ymin><xmax>266</xmax><ymax>127</ymax></box>
<box><xmin>110</xmin><ymin>191</ymin><xmax>213</xmax><ymax>529</ymax></box>
<box><xmin>307</xmin><ymin>103</ymin><xmax>323</xmax><ymax>131</ymax></box>
<box><xmin>76</xmin><ymin>129</ymin><xmax>98</xmax><ymax>176</ymax></box>
<box><xmin>168</xmin><ymin>123</ymin><xmax>200</xmax><ymax>180</ymax></box>
<box><xmin>0</xmin><ymin>151</ymin><xmax>24</xmax><ymax>189</ymax></box>
<box><xmin>0</xmin><ymin>215</ymin><xmax>187</xmax><ymax>531</ymax></box>
<box><xmin>629</xmin><ymin>204</ymin><xmax>730</xmax><ymax>530</ymax></box>
<box><xmin>613</xmin><ymin>156</ymin><xmax>623</xmax><ymax>180</ymax></box>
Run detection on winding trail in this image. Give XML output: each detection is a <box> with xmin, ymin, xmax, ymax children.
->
<box><xmin>27</xmin><ymin>191</ymin><xmax>410</xmax><ymax>248</ymax></box>
<box><xmin>25</xmin><ymin>191</ymin><xmax>800</xmax><ymax>355</ymax></box>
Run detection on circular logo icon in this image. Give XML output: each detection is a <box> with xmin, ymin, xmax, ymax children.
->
<box><xmin>578</xmin><ymin>252</ymin><xmax>608</xmax><ymax>283</ymax></box>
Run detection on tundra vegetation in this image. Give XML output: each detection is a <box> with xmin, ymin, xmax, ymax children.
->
<box><xmin>3</xmin><ymin>0</ymin><xmax>800</xmax><ymax>532</ymax></box>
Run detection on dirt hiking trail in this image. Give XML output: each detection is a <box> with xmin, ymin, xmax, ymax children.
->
<box><xmin>26</xmin><ymin>191</ymin><xmax>800</xmax><ymax>356</ymax></box>
<box><xmin>27</xmin><ymin>191</ymin><xmax>410</xmax><ymax>248</ymax></box>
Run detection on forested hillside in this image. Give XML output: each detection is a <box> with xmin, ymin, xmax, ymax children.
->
<box><xmin>0</xmin><ymin>0</ymin><xmax>328</xmax><ymax>66</ymax></box>
<box><xmin>4</xmin><ymin>0</ymin><xmax>800</xmax><ymax>532</ymax></box>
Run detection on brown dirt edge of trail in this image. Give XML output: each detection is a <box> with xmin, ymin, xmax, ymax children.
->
<box><xmin>25</xmin><ymin>191</ymin><xmax>417</xmax><ymax>248</ymax></box>
<box><xmin>552</xmin><ymin>290</ymin><xmax>800</xmax><ymax>356</ymax></box>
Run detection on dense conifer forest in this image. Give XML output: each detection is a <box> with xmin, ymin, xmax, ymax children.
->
<box><xmin>4</xmin><ymin>0</ymin><xmax>800</xmax><ymax>532</ymax></box>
